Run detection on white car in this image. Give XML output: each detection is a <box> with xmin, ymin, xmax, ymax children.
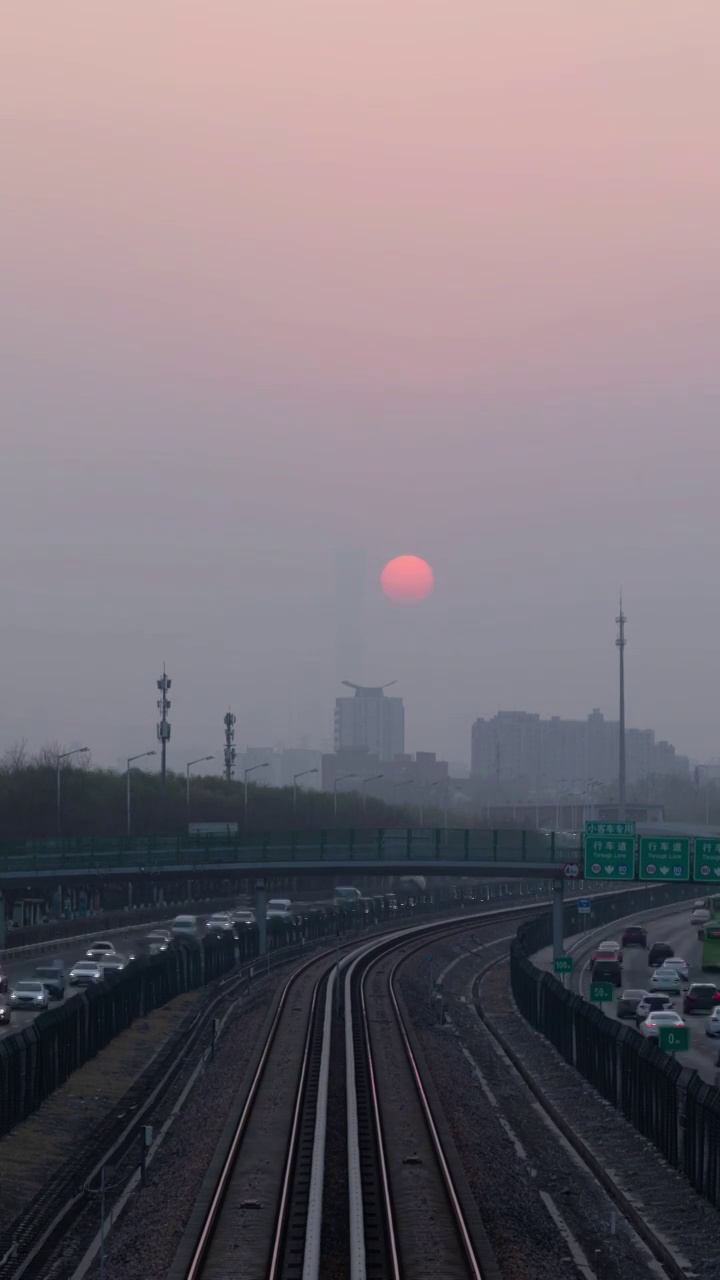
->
<box><xmin>267</xmin><ymin>899</ymin><xmax>294</xmax><ymax>922</ymax></box>
<box><xmin>660</xmin><ymin>957</ymin><xmax>690</xmax><ymax>982</ymax></box>
<box><xmin>639</xmin><ymin>1011</ymin><xmax>687</xmax><ymax>1040</ymax></box>
<box><xmin>231</xmin><ymin>908</ymin><xmax>256</xmax><ymax>927</ymax></box>
<box><xmin>650</xmin><ymin>968</ymin><xmax>683</xmax><ymax>994</ymax></box>
<box><xmin>635</xmin><ymin>993</ymin><xmax>674</xmax><ymax>1022</ymax></box>
<box><xmin>692</xmin><ymin>909</ymin><xmax>710</xmax><ymax>925</ymax></box>
<box><xmin>705</xmin><ymin>1008</ymin><xmax>720</xmax><ymax>1038</ymax></box>
<box><xmin>86</xmin><ymin>940</ymin><xmax>117</xmax><ymax>960</ymax></box>
<box><xmin>69</xmin><ymin>960</ymin><xmax>104</xmax><ymax>985</ymax></box>
<box><xmin>10</xmin><ymin>980</ymin><xmax>49</xmax><ymax>1010</ymax></box>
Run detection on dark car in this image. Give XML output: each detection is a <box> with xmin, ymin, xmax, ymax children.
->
<box><xmin>648</xmin><ymin>941</ymin><xmax>674</xmax><ymax>967</ymax></box>
<box><xmin>592</xmin><ymin>958</ymin><xmax>623</xmax><ymax>987</ymax></box>
<box><xmin>617</xmin><ymin>989</ymin><xmax>650</xmax><ymax>1019</ymax></box>
<box><xmin>0</xmin><ymin>997</ymin><xmax>10</xmax><ymax>1025</ymax></box>
<box><xmin>33</xmin><ymin>965</ymin><xmax>65</xmax><ymax>1000</ymax></box>
<box><xmin>683</xmin><ymin>983</ymin><xmax>720</xmax><ymax>1015</ymax></box>
<box><xmin>621</xmin><ymin>925</ymin><xmax>647</xmax><ymax>948</ymax></box>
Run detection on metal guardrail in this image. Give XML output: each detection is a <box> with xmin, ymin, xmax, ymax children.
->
<box><xmin>0</xmin><ymin>828</ymin><xmax>577</xmax><ymax>875</ymax></box>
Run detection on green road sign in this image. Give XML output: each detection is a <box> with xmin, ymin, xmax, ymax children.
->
<box><xmin>553</xmin><ymin>955</ymin><xmax>573</xmax><ymax>974</ymax></box>
<box><xmin>693</xmin><ymin>838</ymin><xmax>720</xmax><ymax>883</ymax></box>
<box><xmin>590</xmin><ymin>981</ymin><xmax>614</xmax><ymax>1004</ymax></box>
<box><xmin>639</xmin><ymin>836</ymin><xmax>690</xmax><ymax>882</ymax></box>
<box><xmin>583</xmin><ymin>835</ymin><xmax>635</xmax><ymax>880</ymax></box>
<box><xmin>658</xmin><ymin>1024</ymin><xmax>689</xmax><ymax>1053</ymax></box>
<box><xmin>584</xmin><ymin>822</ymin><xmax>636</xmax><ymax>838</ymax></box>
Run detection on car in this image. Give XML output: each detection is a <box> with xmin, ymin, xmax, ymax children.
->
<box><xmin>86</xmin><ymin>941</ymin><xmax>117</xmax><ymax>960</ymax></box>
<box><xmin>692</xmin><ymin>908</ymin><xmax>710</xmax><ymax>925</ymax></box>
<box><xmin>705</xmin><ymin>1007</ymin><xmax>720</xmax><ymax>1037</ymax></box>
<box><xmin>636</xmin><ymin>993</ymin><xmax>674</xmax><ymax>1022</ymax></box>
<box><xmin>205</xmin><ymin>913</ymin><xmax>235</xmax><ymax>933</ymax></box>
<box><xmin>145</xmin><ymin>931</ymin><xmax>171</xmax><ymax>953</ymax></box>
<box><xmin>590</xmin><ymin>950</ymin><xmax>621</xmax><ymax>972</ymax></box>
<box><xmin>97</xmin><ymin>953</ymin><xmax>127</xmax><ymax>974</ymax></box>
<box><xmin>231</xmin><ymin>908</ymin><xmax>256</xmax><ymax>928</ymax></box>
<box><xmin>171</xmin><ymin>915</ymin><xmax>199</xmax><ymax>938</ymax></box>
<box><xmin>621</xmin><ymin>925</ymin><xmax>647</xmax><ymax>948</ymax></box>
<box><xmin>648</xmin><ymin>941</ymin><xmax>674</xmax><ymax>967</ymax></box>
<box><xmin>0</xmin><ymin>998</ymin><xmax>10</xmax><ymax>1025</ymax></box>
<box><xmin>598</xmin><ymin>940</ymin><xmax>623</xmax><ymax>961</ymax></box>
<box><xmin>33</xmin><ymin>965</ymin><xmax>66</xmax><ymax>999</ymax></box>
<box><xmin>10</xmin><ymin>980</ymin><xmax>49</xmax><ymax>1011</ymax></box>
<box><xmin>683</xmin><ymin>983</ymin><xmax>720</xmax><ymax>1014</ymax></box>
<box><xmin>660</xmin><ymin>957</ymin><xmax>690</xmax><ymax>982</ymax></box>
<box><xmin>639</xmin><ymin>1011</ymin><xmax>687</xmax><ymax>1040</ymax></box>
<box><xmin>69</xmin><ymin>960</ymin><xmax>104</xmax><ymax>986</ymax></box>
<box><xmin>592</xmin><ymin>958</ymin><xmax>623</xmax><ymax>987</ymax></box>
<box><xmin>650</xmin><ymin>967</ymin><xmax>683</xmax><ymax>994</ymax></box>
<box><xmin>0</xmin><ymin>968</ymin><xmax>8</xmax><ymax>994</ymax></box>
<box><xmin>617</xmin><ymin>989</ymin><xmax>650</xmax><ymax>1019</ymax></box>
<box><xmin>267</xmin><ymin>899</ymin><xmax>294</xmax><ymax>922</ymax></box>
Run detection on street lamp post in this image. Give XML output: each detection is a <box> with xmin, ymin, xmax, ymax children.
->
<box><xmin>186</xmin><ymin>756</ymin><xmax>215</xmax><ymax>814</ymax></box>
<box><xmin>333</xmin><ymin>773</ymin><xmax>357</xmax><ymax>818</ymax></box>
<box><xmin>56</xmin><ymin>747</ymin><xmax>90</xmax><ymax>836</ymax></box>
<box><xmin>293</xmin><ymin>768</ymin><xmax>318</xmax><ymax>815</ymax></box>
<box><xmin>361</xmin><ymin>773</ymin><xmax>384</xmax><ymax>811</ymax></box>
<box><xmin>244</xmin><ymin>763</ymin><xmax>269</xmax><ymax>826</ymax></box>
<box><xmin>126</xmin><ymin>751</ymin><xmax>156</xmax><ymax>837</ymax></box>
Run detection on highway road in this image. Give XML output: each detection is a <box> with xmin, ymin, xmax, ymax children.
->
<box><xmin>571</xmin><ymin>901</ymin><xmax>720</xmax><ymax>1084</ymax></box>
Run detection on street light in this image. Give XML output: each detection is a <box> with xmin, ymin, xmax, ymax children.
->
<box><xmin>333</xmin><ymin>772</ymin><xmax>357</xmax><ymax>817</ymax></box>
<box><xmin>361</xmin><ymin>773</ymin><xmax>384</xmax><ymax>811</ymax></box>
<box><xmin>293</xmin><ymin>768</ymin><xmax>318</xmax><ymax>815</ymax></box>
<box><xmin>244</xmin><ymin>762</ymin><xmax>269</xmax><ymax>826</ymax></box>
<box><xmin>126</xmin><ymin>751</ymin><xmax>156</xmax><ymax>836</ymax></box>
<box><xmin>186</xmin><ymin>756</ymin><xmax>215</xmax><ymax>812</ymax></box>
<box><xmin>56</xmin><ymin>747</ymin><xmax>89</xmax><ymax>836</ymax></box>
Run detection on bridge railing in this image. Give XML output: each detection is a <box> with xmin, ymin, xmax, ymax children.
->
<box><xmin>0</xmin><ymin>828</ymin><xmax>580</xmax><ymax>874</ymax></box>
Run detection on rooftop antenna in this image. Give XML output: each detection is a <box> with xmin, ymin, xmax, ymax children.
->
<box><xmin>223</xmin><ymin>710</ymin><xmax>237</xmax><ymax>782</ymax></box>
<box><xmin>616</xmin><ymin>597</ymin><xmax>627</xmax><ymax>821</ymax></box>
<box><xmin>156</xmin><ymin>665</ymin><xmax>171</xmax><ymax>794</ymax></box>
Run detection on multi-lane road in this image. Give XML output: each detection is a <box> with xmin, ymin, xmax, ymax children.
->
<box><xmin>570</xmin><ymin>900</ymin><xmax>720</xmax><ymax>1082</ymax></box>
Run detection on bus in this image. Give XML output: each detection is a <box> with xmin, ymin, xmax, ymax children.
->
<box><xmin>701</xmin><ymin>897</ymin><xmax>720</xmax><ymax>969</ymax></box>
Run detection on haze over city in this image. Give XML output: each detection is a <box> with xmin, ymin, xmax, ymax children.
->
<box><xmin>2</xmin><ymin>4</ymin><xmax>720</xmax><ymax>770</ymax></box>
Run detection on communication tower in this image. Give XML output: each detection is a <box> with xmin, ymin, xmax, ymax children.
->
<box><xmin>223</xmin><ymin>711</ymin><xmax>237</xmax><ymax>782</ymax></box>
<box><xmin>156</xmin><ymin>666</ymin><xmax>172</xmax><ymax>792</ymax></box>
<box><xmin>616</xmin><ymin>599</ymin><xmax>627</xmax><ymax>820</ymax></box>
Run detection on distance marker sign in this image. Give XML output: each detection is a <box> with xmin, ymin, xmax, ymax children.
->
<box><xmin>583</xmin><ymin>835</ymin><xmax>635</xmax><ymax>880</ymax></box>
<box><xmin>693</xmin><ymin>838</ymin><xmax>720</xmax><ymax>882</ymax></box>
<box><xmin>639</xmin><ymin>837</ymin><xmax>690</xmax><ymax>882</ymax></box>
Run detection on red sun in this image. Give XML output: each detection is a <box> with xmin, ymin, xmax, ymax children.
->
<box><xmin>380</xmin><ymin>555</ymin><xmax>434</xmax><ymax>603</ymax></box>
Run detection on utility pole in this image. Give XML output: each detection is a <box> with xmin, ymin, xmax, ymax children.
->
<box><xmin>156</xmin><ymin>666</ymin><xmax>172</xmax><ymax>795</ymax></box>
<box><xmin>223</xmin><ymin>711</ymin><xmax>237</xmax><ymax>782</ymax></box>
<box><xmin>616</xmin><ymin>598</ymin><xmax>627</xmax><ymax>821</ymax></box>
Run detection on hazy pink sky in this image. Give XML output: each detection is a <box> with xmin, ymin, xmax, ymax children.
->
<box><xmin>1</xmin><ymin>4</ymin><xmax>720</xmax><ymax>768</ymax></box>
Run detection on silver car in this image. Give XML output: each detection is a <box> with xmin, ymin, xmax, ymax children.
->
<box><xmin>10</xmin><ymin>980</ymin><xmax>49</xmax><ymax>1010</ymax></box>
<box><xmin>69</xmin><ymin>960</ymin><xmax>104</xmax><ymax>986</ymax></box>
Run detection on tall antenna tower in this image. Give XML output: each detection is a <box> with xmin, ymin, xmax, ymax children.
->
<box><xmin>156</xmin><ymin>666</ymin><xmax>172</xmax><ymax>793</ymax></box>
<box><xmin>616</xmin><ymin>598</ymin><xmax>627</xmax><ymax>821</ymax></box>
<box><xmin>223</xmin><ymin>711</ymin><xmax>237</xmax><ymax>781</ymax></box>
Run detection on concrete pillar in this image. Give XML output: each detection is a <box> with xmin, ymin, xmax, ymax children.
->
<box><xmin>0</xmin><ymin>891</ymin><xmax>5</xmax><ymax>950</ymax></box>
<box><xmin>552</xmin><ymin>878</ymin><xmax>565</xmax><ymax>958</ymax></box>
<box><xmin>255</xmin><ymin>878</ymin><xmax>267</xmax><ymax>955</ymax></box>
<box><xmin>128</xmin><ymin>880</ymin><xmax>133</xmax><ymax>911</ymax></box>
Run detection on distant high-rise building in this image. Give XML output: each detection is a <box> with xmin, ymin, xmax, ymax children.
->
<box><xmin>334</xmin><ymin>681</ymin><xmax>404</xmax><ymax>761</ymax></box>
<box><xmin>470</xmin><ymin>708</ymin><xmax>689</xmax><ymax>789</ymax></box>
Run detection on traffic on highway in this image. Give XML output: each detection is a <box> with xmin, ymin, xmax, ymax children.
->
<box><xmin>572</xmin><ymin>895</ymin><xmax>720</xmax><ymax>1082</ymax></box>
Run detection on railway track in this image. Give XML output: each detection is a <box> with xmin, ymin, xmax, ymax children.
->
<box><xmin>173</xmin><ymin>912</ymin><xmax>516</xmax><ymax>1280</ymax></box>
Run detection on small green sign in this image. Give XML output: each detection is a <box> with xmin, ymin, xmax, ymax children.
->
<box><xmin>658</xmin><ymin>1024</ymin><xmax>689</xmax><ymax>1053</ymax></box>
<box><xmin>693</xmin><ymin>838</ymin><xmax>720</xmax><ymax>883</ymax></box>
<box><xmin>639</xmin><ymin>836</ymin><xmax>690</xmax><ymax>882</ymax></box>
<box><xmin>553</xmin><ymin>955</ymin><xmax>573</xmax><ymax>974</ymax></box>
<box><xmin>584</xmin><ymin>835</ymin><xmax>635</xmax><ymax>880</ymax></box>
<box><xmin>590</xmin><ymin>981</ymin><xmax>614</xmax><ymax>1004</ymax></box>
<box><xmin>584</xmin><ymin>821</ymin><xmax>636</xmax><ymax>837</ymax></box>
